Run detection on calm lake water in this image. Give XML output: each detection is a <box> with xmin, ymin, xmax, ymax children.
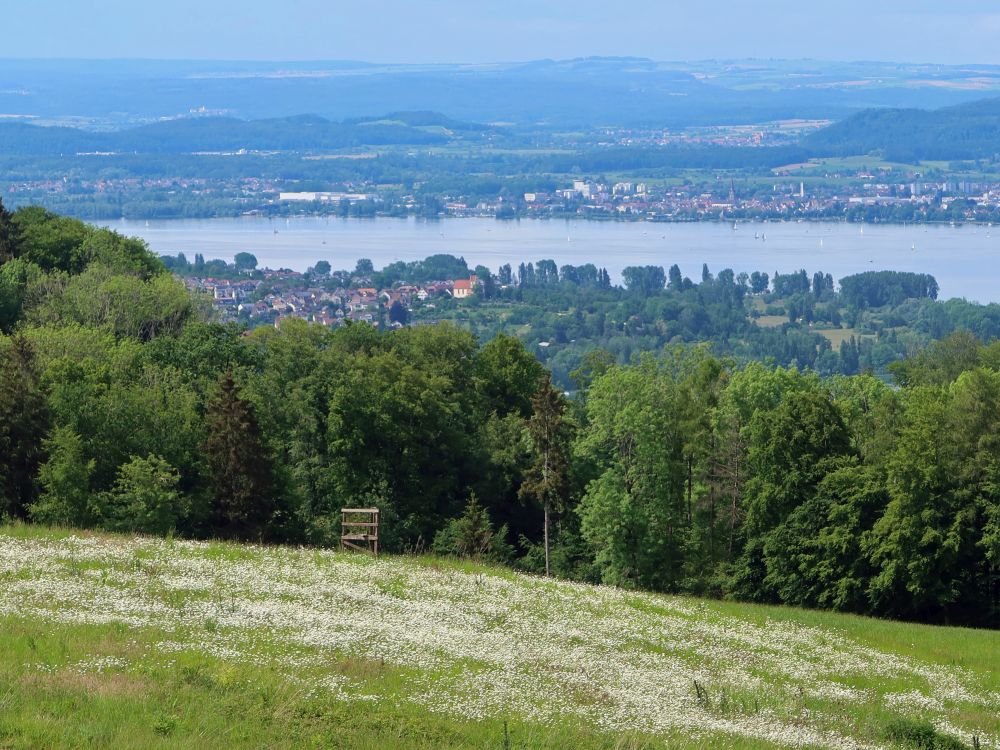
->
<box><xmin>99</xmin><ymin>216</ymin><xmax>1000</xmax><ymax>303</ymax></box>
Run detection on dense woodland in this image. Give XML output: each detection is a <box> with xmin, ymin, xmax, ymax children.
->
<box><xmin>1</xmin><ymin>200</ymin><xmax>998</xmax><ymax>627</ymax></box>
<box><xmin>804</xmin><ymin>96</ymin><xmax>1000</xmax><ymax>162</ymax></box>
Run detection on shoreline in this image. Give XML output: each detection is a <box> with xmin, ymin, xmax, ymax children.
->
<box><xmin>86</xmin><ymin>212</ymin><xmax>996</xmax><ymax>228</ymax></box>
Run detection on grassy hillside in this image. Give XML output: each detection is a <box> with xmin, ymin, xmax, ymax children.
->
<box><xmin>0</xmin><ymin>525</ymin><xmax>997</xmax><ymax>750</ymax></box>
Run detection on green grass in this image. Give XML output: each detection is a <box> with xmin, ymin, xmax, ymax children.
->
<box><xmin>0</xmin><ymin>618</ymin><xmax>677</xmax><ymax>750</ymax></box>
<box><xmin>0</xmin><ymin>617</ymin><xmax>777</xmax><ymax>750</ymax></box>
<box><xmin>814</xmin><ymin>326</ymin><xmax>876</xmax><ymax>348</ymax></box>
<box><xmin>775</xmin><ymin>156</ymin><xmax>922</xmax><ymax>173</ymax></box>
<box><xmin>704</xmin><ymin>598</ymin><xmax>999</xmax><ymax>684</ymax></box>
<box><xmin>1</xmin><ymin>525</ymin><xmax>997</xmax><ymax>750</ymax></box>
<box><xmin>749</xmin><ymin>314</ymin><xmax>876</xmax><ymax>348</ymax></box>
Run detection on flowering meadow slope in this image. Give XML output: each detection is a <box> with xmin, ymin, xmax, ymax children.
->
<box><xmin>1</xmin><ymin>526</ymin><xmax>997</xmax><ymax>749</ymax></box>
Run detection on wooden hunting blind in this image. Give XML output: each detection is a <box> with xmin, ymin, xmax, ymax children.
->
<box><xmin>340</xmin><ymin>507</ymin><xmax>380</xmax><ymax>557</ymax></box>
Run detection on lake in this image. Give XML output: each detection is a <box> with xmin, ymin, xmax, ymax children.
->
<box><xmin>98</xmin><ymin>216</ymin><xmax>1000</xmax><ymax>303</ymax></box>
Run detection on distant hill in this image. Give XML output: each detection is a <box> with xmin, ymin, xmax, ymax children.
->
<box><xmin>2</xmin><ymin>58</ymin><xmax>996</xmax><ymax>128</ymax></box>
<box><xmin>343</xmin><ymin>110</ymin><xmax>485</xmax><ymax>131</ymax></box>
<box><xmin>0</xmin><ymin>114</ymin><xmax>466</xmax><ymax>155</ymax></box>
<box><xmin>803</xmin><ymin>97</ymin><xmax>1000</xmax><ymax>161</ymax></box>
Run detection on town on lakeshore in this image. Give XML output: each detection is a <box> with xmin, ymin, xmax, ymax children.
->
<box><xmin>11</xmin><ymin>169</ymin><xmax>1000</xmax><ymax>225</ymax></box>
<box><xmin>184</xmin><ymin>268</ymin><xmax>482</xmax><ymax>329</ymax></box>
<box><xmin>280</xmin><ymin>171</ymin><xmax>1000</xmax><ymax>222</ymax></box>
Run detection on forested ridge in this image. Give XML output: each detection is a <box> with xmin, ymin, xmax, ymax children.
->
<box><xmin>1</xmin><ymin>200</ymin><xmax>998</xmax><ymax>627</ymax></box>
<box><xmin>0</xmin><ymin>114</ymin><xmax>469</xmax><ymax>156</ymax></box>
<box><xmin>803</xmin><ymin>96</ymin><xmax>1000</xmax><ymax>161</ymax></box>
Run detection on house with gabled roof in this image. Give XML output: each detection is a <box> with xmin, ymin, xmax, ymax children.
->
<box><xmin>451</xmin><ymin>275</ymin><xmax>478</xmax><ymax>300</ymax></box>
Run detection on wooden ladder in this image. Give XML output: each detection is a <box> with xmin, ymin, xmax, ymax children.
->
<box><xmin>340</xmin><ymin>507</ymin><xmax>380</xmax><ymax>557</ymax></box>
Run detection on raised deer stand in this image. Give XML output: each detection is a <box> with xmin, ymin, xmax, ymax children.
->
<box><xmin>340</xmin><ymin>508</ymin><xmax>380</xmax><ymax>557</ymax></box>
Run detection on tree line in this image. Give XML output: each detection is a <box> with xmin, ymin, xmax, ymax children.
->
<box><xmin>572</xmin><ymin>343</ymin><xmax>999</xmax><ymax>626</ymax></box>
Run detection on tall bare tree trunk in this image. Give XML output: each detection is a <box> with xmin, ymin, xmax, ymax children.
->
<box><xmin>544</xmin><ymin>499</ymin><xmax>550</xmax><ymax>577</ymax></box>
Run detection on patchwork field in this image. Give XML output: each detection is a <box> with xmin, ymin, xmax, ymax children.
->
<box><xmin>1</xmin><ymin>525</ymin><xmax>997</xmax><ymax>749</ymax></box>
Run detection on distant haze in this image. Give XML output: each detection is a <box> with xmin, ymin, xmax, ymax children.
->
<box><xmin>5</xmin><ymin>0</ymin><xmax>1000</xmax><ymax>64</ymax></box>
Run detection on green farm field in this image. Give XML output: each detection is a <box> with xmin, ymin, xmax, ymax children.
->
<box><xmin>1</xmin><ymin>525</ymin><xmax>997</xmax><ymax>749</ymax></box>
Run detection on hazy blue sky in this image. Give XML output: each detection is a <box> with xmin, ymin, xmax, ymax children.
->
<box><xmin>6</xmin><ymin>0</ymin><xmax>1000</xmax><ymax>64</ymax></box>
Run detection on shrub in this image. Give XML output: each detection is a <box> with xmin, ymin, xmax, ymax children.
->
<box><xmin>105</xmin><ymin>454</ymin><xmax>188</xmax><ymax>535</ymax></box>
<box><xmin>29</xmin><ymin>427</ymin><xmax>95</xmax><ymax>527</ymax></box>
<box><xmin>884</xmin><ymin>717</ymin><xmax>968</xmax><ymax>750</ymax></box>
<box><xmin>432</xmin><ymin>496</ymin><xmax>512</xmax><ymax>562</ymax></box>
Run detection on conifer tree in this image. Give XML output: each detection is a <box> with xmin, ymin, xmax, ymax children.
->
<box><xmin>203</xmin><ymin>372</ymin><xmax>275</xmax><ymax>540</ymax></box>
<box><xmin>520</xmin><ymin>374</ymin><xmax>571</xmax><ymax>576</ymax></box>
<box><xmin>388</xmin><ymin>299</ymin><xmax>409</xmax><ymax>325</ymax></box>
<box><xmin>0</xmin><ymin>337</ymin><xmax>49</xmax><ymax>518</ymax></box>
<box><xmin>0</xmin><ymin>198</ymin><xmax>17</xmax><ymax>264</ymax></box>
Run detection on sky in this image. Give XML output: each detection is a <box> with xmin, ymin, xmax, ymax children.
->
<box><xmin>5</xmin><ymin>0</ymin><xmax>1000</xmax><ymax>65</ymax></box>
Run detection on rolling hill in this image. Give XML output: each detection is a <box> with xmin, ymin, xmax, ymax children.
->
<box><xmin>803</xmin><ymin>97</ymin><xmax>1000</xmax><ymax>161</ymax></box>
<box><xmin>0</xmin><ymin>112</ymin><xmax>473</xmax><ymax>156</ymax></box>
<box><xmin>1</xmin><ymin>525</ymin><xmax>997</xmax><ymax>749</ymax></box>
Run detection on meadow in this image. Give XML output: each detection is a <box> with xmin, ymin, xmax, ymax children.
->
<box><xmin>1</xmin><ymin>525</ymin><xmax>997</xmax><ymax>749</ymax></box>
